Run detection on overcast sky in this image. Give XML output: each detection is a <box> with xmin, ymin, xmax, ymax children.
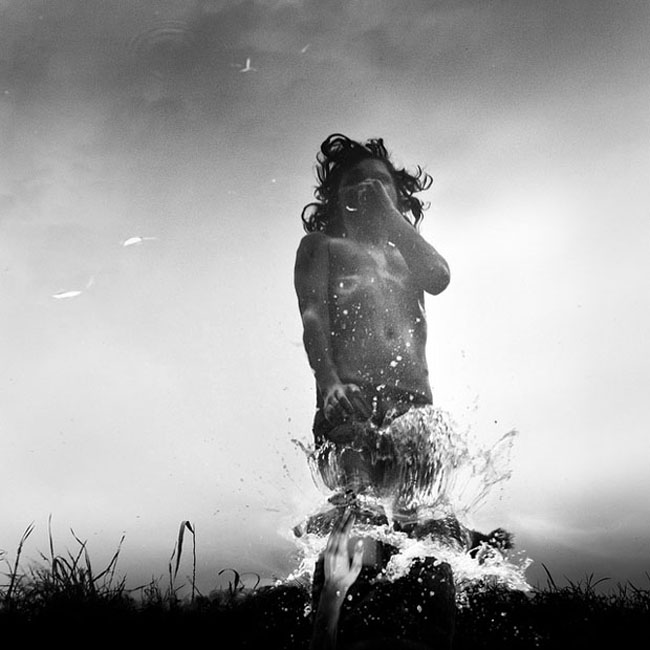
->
<box><xmin>1</xmin><ymin>0</ymin><xmax>649</xmax><ymax>594</ymax></box>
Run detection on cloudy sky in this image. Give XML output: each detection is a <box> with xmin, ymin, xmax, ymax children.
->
<box><xmin>1</xmin><ymin>0</ymin><xmax>649</xmax><ymax>595</ymax></box>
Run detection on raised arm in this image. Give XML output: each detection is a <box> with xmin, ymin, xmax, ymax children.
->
<box><xmin>388</xmin><ymin>215</ymin><xmax>450</xmax><ymax>295</ymax></box>
<box><xmin>310</xmin><ymin>508</ymin><xmax>364</xmax><ymax>650</ymax></box>
<box><xmin>358</xmin><ymin>179</ymin><xmax>450</xmax><ymax>295</ymax></box>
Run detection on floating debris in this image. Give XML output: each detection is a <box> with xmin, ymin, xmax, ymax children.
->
<box><xmin>231</xmin><ymin>57</ymin><xmax>257</xmax><ymax>73</ymax></box>
<box><xmin>122</xmin><ymin>236</ymin><xmax>158</xmax><ymax>247</ymax></box>
<box><xmin>52</xmin><ymin>290</ymin><xmax>83</xmax><ymax>300</ymax></box>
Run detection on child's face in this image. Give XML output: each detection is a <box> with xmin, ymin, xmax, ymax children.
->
<box><xmin>337</xmin><ymin>158</ymin><xmax>399</xmax><ymax>214</ymax></box>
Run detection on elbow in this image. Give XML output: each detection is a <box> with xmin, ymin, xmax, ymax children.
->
<box><xmin>301</xmin><ymin>307</ymin><xmax>323</xmax><ymax>330</ymax></box>
<box><xmin>427</xmin><ymin>263</ymin><xmax>450</xmax><ymax>295</ymax></box>
<box><xmin>300</xmin><ymin>308</ymin><xmax>328</xmax><ymax>348</ymax></box>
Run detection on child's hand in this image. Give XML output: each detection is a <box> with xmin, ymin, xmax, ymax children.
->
<box><xmin>323</xmin><ymin>508</ymin><xmax>364</xmax><ymax>595</ymax></box>
<box><xmin>346</xmin><ymin>179</ymin><xmax>400</xmax><ymax>223</ymax></box>
<box><xmin>323</xmin><ymin>383</ymin><xmax>372</xmax><ymax>423</ymax></box>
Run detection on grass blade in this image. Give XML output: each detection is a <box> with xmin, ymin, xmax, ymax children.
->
<box><xmin>4</xmin><ymin>521</ymin><xmax>35</xmax><ymax>606</ymax></box>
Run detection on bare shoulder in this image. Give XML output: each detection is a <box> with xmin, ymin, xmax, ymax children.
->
<box><xmin>296</xmin><ymin>231</ymin><xmax>330</xmax><ymax>254</ymax></box>
<box><xmin>295</xmin><ymin>231</ymin><xmax>331</xmax><ymax>265</ymax></box>
<box><xmin>294</xmin><ymin>232</ymin><xmax>332</xmax><ymax>300</ymax></box>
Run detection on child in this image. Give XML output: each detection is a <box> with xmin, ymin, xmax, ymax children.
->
<box><xmin>295</xmin><ymin>133</ymin><xmax>450</xmax><ymax>451</ymax></box>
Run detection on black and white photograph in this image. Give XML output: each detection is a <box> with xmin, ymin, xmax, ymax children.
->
<box><xmin>1</xmin><ymin>1</ymin><xmax>648</xmax><ymax>646</ymax></box>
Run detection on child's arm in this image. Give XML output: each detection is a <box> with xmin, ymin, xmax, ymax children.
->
<box><xmin>390</xmin><ymin>216</ymin><xmax>451</xmax><ymax>295</ymax></box>
<box><xmin>294</xmin><ymin>232</ymin><xmax>340</xmax><ymax>395</ymax></box>
<box><xmin>294</xmin><ymin>233</ymin><xmax>371</xmax><ymax>422</ymax></box>
<box><xmin>310</xmin><ymin>583</ymin><xmax>346</xmax><ymax>650</ymax></box>
<box><xmin>359</xmin><ymin>179</ymin><xmax>451</xmax><ymax>295</ymax></box>
<box><xmin>310</xmin><ymin>509</ymin><xmax>364</xmax><ymax>650</ymax></box>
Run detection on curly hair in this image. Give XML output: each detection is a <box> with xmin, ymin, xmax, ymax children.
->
<box><xmin>301</xmin><ymin>133</ymin><xmax>433</xmax><ymax>233</ymax></box>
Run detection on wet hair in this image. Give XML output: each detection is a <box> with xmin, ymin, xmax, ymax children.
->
<box><xmin>301</xmin><ymin>133</ymin><xmax>433</xmax><ymax>233</ymax></box>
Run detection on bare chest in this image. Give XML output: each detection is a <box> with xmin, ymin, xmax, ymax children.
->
<box><xmin>328</xmin><ymin>239</ymin><xmax>412</xmax><ymax>299</ymax></box>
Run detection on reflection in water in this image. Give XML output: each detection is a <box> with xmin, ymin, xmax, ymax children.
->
<box><xmin>287</xmin><ymin>406</ymin><xmax>532</xmax><ymax>603</ymax></box>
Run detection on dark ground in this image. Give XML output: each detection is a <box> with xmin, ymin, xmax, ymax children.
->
<box><xmin>2</xmin><ymin>576</ymin><xmax>649</xmax><ymax>648</ymax></box>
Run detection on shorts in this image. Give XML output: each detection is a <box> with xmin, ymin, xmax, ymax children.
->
<box><xmin>312</xmin><ymin>384</ymin><xmax>431</xmax><ymax>447</ymax></box>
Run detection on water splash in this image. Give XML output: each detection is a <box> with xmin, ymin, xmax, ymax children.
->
<box><xmin>286</xmin><ymin>518</ymin><xmax>532</xmax><ymax>605</ymax></box>
<box><xmin>307</xmin><ymin>406</ymin><xmax>517</xmax><ymax>523</ymax></box>
<box><xmin>286</xmin><ymin>405</ymin><xmax>532</xmax><ymax>602</ymax></box>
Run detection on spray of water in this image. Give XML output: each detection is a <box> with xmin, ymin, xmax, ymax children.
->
<box><xmin>285</xmin><ymin>405</ymin><xmax>532</xmax><ymax>603</ymax></box>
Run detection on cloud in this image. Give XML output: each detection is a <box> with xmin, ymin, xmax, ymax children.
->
<box><xmin>0</xmin><ymin>1</ymin><xmax>454</xmax><ymax>120</ymax></box>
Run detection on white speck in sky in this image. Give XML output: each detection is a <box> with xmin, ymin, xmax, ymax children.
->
<box><xmin>237</xmin><ymin>57</ymin><xmax>257</xmax><ymax>73</ymax></box>
<box><xmin>122</xmin><ymin>236</ymin><xmax>158</xmax><ymax>247</ymax></box>
<box><xmin>52</xmin><ymin>290</ymin><xmax>83</xmax><ymax>300</ymax></box>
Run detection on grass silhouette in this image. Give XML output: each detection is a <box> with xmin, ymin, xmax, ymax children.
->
<box><xmin>2</xmin><ymin>520</ymin><xmax>648</xmax><ymax>647</ymax></box>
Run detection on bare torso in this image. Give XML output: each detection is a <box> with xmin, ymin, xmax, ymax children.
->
<box><xmin>295</xmin><ymin>157</ymin><xmax>449</xmax><ymax>431</ymax></box>
<box><xmin>327</xmin><ymin>236</ymin><xmax>432</xmax><ymax>403</ymax></box>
